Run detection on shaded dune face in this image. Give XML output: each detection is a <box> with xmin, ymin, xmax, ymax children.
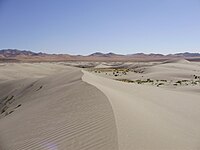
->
<box><xmin>0</xmin><ymin>69</ymin><xmax>118</xmax><ymax>150</ymax></box>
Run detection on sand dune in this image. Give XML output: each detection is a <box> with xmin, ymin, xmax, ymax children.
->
<box><xmin>1</xmin><ymin>62</ymin><xmax>200</xmax><ymax>150</ymax></box>
<box><xmin>94</xmin><ymin>63</ymin><xmax>111</xmax><ymax>69</ymax></box>
<box><xmin>163</xmin><ymin>58</ymin><xmax>190</xmax><ymax>64</ymax></box>
<box><xmin>0</xmin><ymin>63</ymin><xmax>118</xmax><ymax>150</ymax></box>
<box><xmin>83</xmin><ymin>70</ymin><xmax>200</xmax><ymax>150</ymax></box>
<box><xmin>89</xmin><ymin>61</ymin><xmax>200</xmax><ymax>93</ymax></box>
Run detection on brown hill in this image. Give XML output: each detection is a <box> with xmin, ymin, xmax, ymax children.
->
<box><xmin>0</xmin><ymin>49</ymin><xmax>200</xmax><ymax>62</ymax></box>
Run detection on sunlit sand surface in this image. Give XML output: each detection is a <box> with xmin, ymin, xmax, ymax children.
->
<box><xmin>1</xmin><ymin>60</ymin><xmax>200</xmax><ymax>150</ymax></box>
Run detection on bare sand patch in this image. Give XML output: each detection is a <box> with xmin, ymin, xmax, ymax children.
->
<box><xmin>0</xmin><ymin>63</ymin><xmax>118</xmax><ymax>150</ymax></box>
<box><xmin>83</xmin><ymin>70</ymin><xmax>200</xmax><ymax>150</ymax></box>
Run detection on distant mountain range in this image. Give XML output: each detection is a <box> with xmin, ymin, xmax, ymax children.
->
<box><xmin>172</xmin><ymin>52</ymin><xmax>200</xmax><ymax>57</ymax></box>
<box><xmin>89</xmin><ymin>52</ymin><xmax>124</xmax><ymax>57</ymax></box>
<box><xmin>0</xmin><ymin>49</ymin><xmax>45</xmax><ymax>57</ymax></box>
<box><xmin>0</xmin><ymin>49</ymin><xmax>200</xmax><ymax>62</ymax></box>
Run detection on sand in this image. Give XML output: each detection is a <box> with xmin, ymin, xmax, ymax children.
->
<box><xmin>88</xmin><ymin>60</ymin><xmax>200</xmax><ymax>93</ymax></box>
<box><xmin>1</xmin><ymin>61</ymin><xmax>200</xmax><ymax>150</ymax></box>
<box><xmin>0</xmin><ymin>63</ymin><xmax>118</xmax><ymax>150</ymax></box>
<box><xmin>83</xmin><ymin>70</ymin><xmax>200</xmax><ymax>150</ymax></box>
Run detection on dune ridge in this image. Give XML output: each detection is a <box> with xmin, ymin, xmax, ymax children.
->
<box><xmin>83</xmin><ymin>70</ymin><xmax>200</xmax><ymax>150</ymax></box>
<box><xmin>1</xmin><ymin>62</ymin><xmax>200</xmax><ymax>150</ymax></box>
<box><xmin>0</xmin><ymin>64</ymin><xmax>118</xmax><ymax>150</ymax></box>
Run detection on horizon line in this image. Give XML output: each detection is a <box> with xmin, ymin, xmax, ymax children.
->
<box><xmin>0</xmin><ymin>48</ymin><xmax>200</xmax><ymax>56</ymax></box>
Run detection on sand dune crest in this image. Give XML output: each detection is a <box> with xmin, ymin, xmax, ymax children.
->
<box><xmin>0</xmin><ymin>64</ymin><xmax>118</xmax><ymax>150</ymax></box>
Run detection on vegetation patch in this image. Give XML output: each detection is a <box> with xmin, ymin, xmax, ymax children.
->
<box><xmin>116</xmin><ymin>79</ymin><xmax>134</xmax><ymax>83</ymax></box>
<box><xmin>157</xmin><ymin>83</ymin><xmax>164</xmax><ymax>87</ymax></box>
<box><xmin>4</xmin><ymin>95</ymin><xmax>14</xmax><ymax>105</ymax></box>
<box><xmin>1</xmin><ymin>106</ymin><xmax>8</xmax><ymax>114</ymax></box>
<box><xmin>16</xmin><ymin>104</ymin><xmax>22</xmax><ymax>108</ymax></box>
<box><xmin>176</xmin><ymin>81</ymin><xmax>182</xmax><ymax>84</ymax></box>
<box><xmin>36</xmin><ymin>86</ymin><xmax>43</xmax><ymax>91</ymax></box>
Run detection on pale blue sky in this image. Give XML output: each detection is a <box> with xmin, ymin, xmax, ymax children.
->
<box><xmin>0</xmin><ymin>0</ymin><xmax>200</xmax><ymax>55</ymax></box>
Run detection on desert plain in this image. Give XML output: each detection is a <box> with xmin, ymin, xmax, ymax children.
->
<box><xmin>0</xmin><ymin>59</ymin><xmax>200</xmax><ymax>150</ymax></box>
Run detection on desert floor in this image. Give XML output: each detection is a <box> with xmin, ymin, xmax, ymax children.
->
<box><xmin>0</xmin><ymin>60</ymin><xmax>200</xmax><ymax>150</ymax></box>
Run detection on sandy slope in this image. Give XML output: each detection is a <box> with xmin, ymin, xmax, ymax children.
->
<box><xmin>83</xmin><ymin>70</ymin><xmax>200</xmax><ymax>150</ymax></box>
<box><xmin>0</xmin><ymin>63</ymin><xmax>71</xmax><ymax>81</ymax></box>
<box><xmin>0</xmin><ymin>63</ymin><xmax>118</xmax><ymax>150</ymax></box>
<box><xmin>1</xmin><ymin>62</ymin><xmax>200</xmax><ymax>150</ymax></box>
<box><xmin>89</xmin><ymin>61</ymin><xmax>200</xmax><ymax>94</ymax></box>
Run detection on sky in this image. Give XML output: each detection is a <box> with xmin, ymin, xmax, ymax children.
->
<box><xmin>0</xmin><ymin>0</ymin><xmax>200</xmax><ymax>55</ymax></box>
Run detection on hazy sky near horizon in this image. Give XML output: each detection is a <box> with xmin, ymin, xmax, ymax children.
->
<box><xmin>0</xmin><ymin>0</ymin><xmax>200</xmax><ymax>55</ymax></box>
